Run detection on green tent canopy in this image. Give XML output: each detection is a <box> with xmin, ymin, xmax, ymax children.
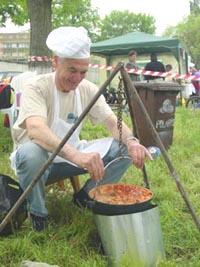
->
<box><xmin>91</xmin><ymin>31</ymin><xmax>188</xmax><ymax>72</ymax></box>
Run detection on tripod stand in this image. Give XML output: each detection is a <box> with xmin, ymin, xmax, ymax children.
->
<box><xmin>0</xmin><ymin>62</ymin><xmax>199</xmax><ymax>234</ymax></box>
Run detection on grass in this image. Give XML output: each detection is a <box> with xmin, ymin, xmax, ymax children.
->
<box><xmin>0</xmin><ymin>106</ymin><xmax>200</xmax><ymax>267</ymax></box>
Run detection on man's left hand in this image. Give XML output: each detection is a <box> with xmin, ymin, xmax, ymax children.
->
<box><xmin>127</xmin><ymin>140</ymin><xmax>153</xmax><ymax>169</ymax></box>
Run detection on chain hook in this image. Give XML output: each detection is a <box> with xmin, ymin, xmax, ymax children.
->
<box><xmin>117</xmin><ymin>76</ymin><xmax>124</xmax><ymax>156</ymax></box>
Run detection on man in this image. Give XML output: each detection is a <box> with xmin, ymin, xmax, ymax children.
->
<box><xmin>125</xmin><ymin>50</ymin><xmax>140</xmax><ymax>81</ymax></box>
<box><xmin>144</xmin><ymin>52</ymin><xmax>166</xmax><ymax>81</ymax></box>
<box><xmin>165</xmin><ymin>64</ymin><xmax>174</xmax><ymax>82</ymax></box>
<box><xmin>10</xmin><ymin>26</ymin><xmax>152</xmax><ymax>231</ymax></box>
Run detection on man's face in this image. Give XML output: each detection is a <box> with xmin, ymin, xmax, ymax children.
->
<box><xmin>130</xmin><ymin>54</ymin><xmax>137</xmax><ymax>62</ymax></box>
<box><xmin>54</xmin><ymin>56</ymin><xmax>89</xmax><ymax>92</ymax></box>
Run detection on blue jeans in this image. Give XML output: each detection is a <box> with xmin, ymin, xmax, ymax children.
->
<box><xmin>15</xmin><ymin>139</ymin><xmax>131</xmax><ymax>217</ymax></box>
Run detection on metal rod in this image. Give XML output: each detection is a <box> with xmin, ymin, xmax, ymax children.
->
<box><xmin>141</xmin><ymin>166</ymin><xmax>150</xmax><ymax>189</ymax></box>
<box><xmin>120</xmin><ymin>65</ymin><xmax>200</xmax><ymax>231</ymax></box>
<box><xmin>122</xmin><ymin>72</ymin><xmax>150</xmax><ymax>189</ymax></box>
<box><xmin>0</xmin><ymin>62</ymin><xmax>123</xmax><ymax>234</ymax></box>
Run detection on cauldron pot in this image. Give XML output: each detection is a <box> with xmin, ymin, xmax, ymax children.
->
<box><xmin>88</xmin><ymin>184</ymin><xmax>153</xmax><ymax>216</ymax></box>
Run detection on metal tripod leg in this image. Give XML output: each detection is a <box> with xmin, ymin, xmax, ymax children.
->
<box><xmin>120</xmin><ymin>65</ymin><xmax>200</xmax><ymax>231</ymax></box>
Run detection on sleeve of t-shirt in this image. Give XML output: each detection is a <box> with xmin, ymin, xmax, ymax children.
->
<box><xmin>17</xmin><ymin>79</ymin><xmax>50</xmax><ymax>128</ymax></box>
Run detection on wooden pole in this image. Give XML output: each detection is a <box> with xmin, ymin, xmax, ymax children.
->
<box><xmin>120</xmin><ymin>65</ymin><xmax>200</xmax><ymax>231</ymax></box>
<box><xmin>0</xmin><ymin>62</ymin><xmax>123</xmax><ymax>234</ymax></box>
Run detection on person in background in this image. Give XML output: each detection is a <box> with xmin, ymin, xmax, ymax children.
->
<box><xmin>165</xmin><ymin>64</ymin><xmax>174</xmax><ymax>82</ymax></box>
<box><xmin>10</xmin><ymin>26</ymin><xmax>152</xmax><ymax>231</ymax></box>
<box><xmin>144</xmin><ymin>52</ymin><xmax>166</xmax><ymax>81</ymax></box>
<box><xmin>165</xmin><ymin>64</ymin><xmax>172</xmax><ymax>73</ymax></box>
<box><xmin>191</xmin><ymin>68</ymin><xmax>200</xmax><ymax>96</ymax></box>
<box><xmin>125</xmin><ymin>50</ymin><xmax>141</xmax><ymax>81</ymax></box>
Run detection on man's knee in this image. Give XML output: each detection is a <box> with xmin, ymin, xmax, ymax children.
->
<box><xmin>16</xmin><ymin>142</ymin><xmax>48</xmax><ymax>169</ymax></box>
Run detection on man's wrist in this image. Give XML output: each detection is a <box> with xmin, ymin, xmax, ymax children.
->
<box><xmin>126</xmin><ymin>136</ymin><xmax>140</xmax><ymax>144</ymax></box>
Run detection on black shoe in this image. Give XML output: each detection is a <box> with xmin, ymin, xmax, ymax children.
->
<box><xmin>73</xmin><ymin>189</ymin><xmax>94</xmax><ymax>210</ymax></box>
<box><xmin>30</xmin><ymin>213</ymin><xmax>48</xmax><ymax>232</ymax></box>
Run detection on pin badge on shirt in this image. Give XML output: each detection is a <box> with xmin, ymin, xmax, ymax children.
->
<box><xmin>66</xmin><ymin>113</ymin><xmax>78</xmax><ymax>123</ymax></box>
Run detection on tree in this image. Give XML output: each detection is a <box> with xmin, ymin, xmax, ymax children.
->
<box><xmin>27</xmin><ymin>0</ymin><xmax>52</xmax><ymax>73</ymax></box>
<box><xmin>0</xmin><ymin>0</ymin><xmax>50</xmax><ymax>72</ymax></box>
<box><xmin>98</xmin><ymin>10</ymin><xmax>156</xmax><ymax>41</ymax></box>
<box><xmin>162</xmin><ymin>1</ymin><xmax>200</xmax><ymax>68</ymax></box>
<box><xmin>190</xmin><ymin>0</ymin><xmax>200</xmax><ymax>14</ymax></box>
<box><xmin>0</xmin><ymin>0</ymin><xmax>100</xmax><ymax>72</ymax></box>
<box><xmin>163</xmin><ymin>13</ymin><xmax>200</xmax><ymax>69</ymax></box>
<box><xmin>0</xmin><ymin>0</ymin><xmax>28</xmax><ymax>27</ymax></box>
<box><xmin>52</xmin><ymin>0</ymin><xmax>101</xmax><ymax>42</ymax></box>
<box><xmin>0</xmin><ymin>2</ymin><xmax>159</xmax><ymax>69</ymax></box>
<box><xmin>178</xmin><ymin>16</ymin><xmax>200</xmax><ymax>68</ymax></box>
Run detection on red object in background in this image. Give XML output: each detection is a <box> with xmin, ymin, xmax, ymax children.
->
<box><xmin>192</xmin><ymin>80</ymin><xmax>199</xmax><ymax>90</ymax></box>
<box><xmin>4</xmin><ymin>114</ymin><xmax>10</xmax><ymax>128</ymax></box>
<box><xmin>192</xmin><ymin>72</ymin><xmax>200</xmax><ymax>92</ymax></box>
<box><xmin>0</xmin><ymin>76</ymin><xmax>13</xmax><ymax>83</ymax></box>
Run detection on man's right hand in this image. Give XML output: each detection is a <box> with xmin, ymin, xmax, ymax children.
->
<box><xmin>75</xmin><ymin>151</ymin><xmax>105</xmax><ymax>182</ymax></box>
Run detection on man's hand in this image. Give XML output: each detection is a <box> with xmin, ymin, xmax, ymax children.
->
<box><xmin>75</xmin><ymin>151</ymin><xmax>105</xmax><ymax>182</ymax></box>
<box><xmin>127</xmin><ymin>140</ymin><xmax>153</xmax><ymax>169</ymax></box>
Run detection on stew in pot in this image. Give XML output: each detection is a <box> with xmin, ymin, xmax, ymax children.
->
<box><xmin>89</xmin><ymin>184</ymin><xmax>153</xmax><ymax>205</ymax></box>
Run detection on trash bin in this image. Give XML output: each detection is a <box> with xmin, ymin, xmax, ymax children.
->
<box><xmin>132</xmin><ymin>82</ymin><xmax>183</xmax><ymax>149</ymax></box>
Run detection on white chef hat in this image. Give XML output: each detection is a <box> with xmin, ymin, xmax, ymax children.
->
<box><xmin>46</xmin><ymin>26</ymin><xmax>91</xmax><ymax>59</ymax></box>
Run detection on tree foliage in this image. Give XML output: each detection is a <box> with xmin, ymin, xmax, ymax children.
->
<box><xmin>190</xmin><ymin>0</ymin><xmax>200</xmax><ymax>14</ymax></box>
<box><xmin>163</xmin><ymin>0</ymin><xmax>200</xmax><ymax>69</ymax></box>
<box><xmin>0</xmin><ymin>0</ymin><xmax>101</xmax><ymax>72</ymax></box>
<box><xmin>177</xmin><ymin>15</ymin><xmax>200</xmax><ymax>68</ymax></box>
<box><xmin>0</xmin><ymin>0</ymin><xmax>101</xmax><ymax>41</ymax></box>
<box><xmin>52</xmin><ymin>0</ymin><xmax>101</xmax><ymax>41</ymax></box>
<box><xmin>99</xmin><ymin>10</ymin><xmax>156</xmax><ymax>41</ymax></box>
<box><xmin>0</xmin><ymin>0</ymin><xmax>28</xmax><ymax>26</ymax></box>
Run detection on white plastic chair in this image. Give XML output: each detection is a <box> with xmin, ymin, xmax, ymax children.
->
<box><xmin>0</xmin><ymin>71</ymin><xmax>37</xmax><ymax>149</ymax></box>
<box><xmin>0</xmin><ymin>89</ymin><xmax>16</xmax><ymax>145</ymax></box>
<box><xmin>10</xmin><ymin>71</ymin><xmax>37</xmax><ymax>95</ymax></box>
<box><xmin>10</xmin><ymin>70</ymin><xmax>37</xmax><ymax>123</ymax></box>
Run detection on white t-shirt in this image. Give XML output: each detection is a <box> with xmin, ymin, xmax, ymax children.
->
<box><xmin>13</xmin><ymin>72</ymin><xmax>113</xmax><ymax>146</ymax></box>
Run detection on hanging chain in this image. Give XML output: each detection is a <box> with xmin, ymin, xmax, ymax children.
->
<box><xmin>117</xmin><ymin>76</ymin><xmax>124</xmax><ymax>156</ymax></box>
